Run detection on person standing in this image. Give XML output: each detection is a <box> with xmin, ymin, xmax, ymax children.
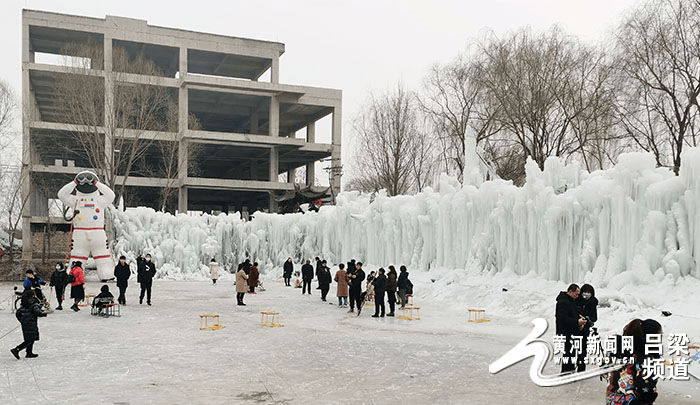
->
<box><xmin>137</xmin><ymin>254</ymin><xmax>156</xmax><ymax>306</ymax></box>
<box><xmin>283</xmin><ymin>258</ymin><xmax>294</xmax><ymax>286</ymax></box>
<box><xmin>397</xmin><ymin>265</ymin><xmax>411</xmax><ymax>309</ymax></box>
<box><xmin>575</xmin><ymin>283</ymin><xmax>598</xmax><ymax>372</ymax></box>
<box><xmin>348</xmin><ymin>262</ymin><xmax>365</xmax><ymax>313</ymax></box>
<box><xmin>210</xmin><ymin>258</ymin><xmax>219</xmax><ymax>285</ymax></box>
<box><xmin>385</xmin><ymin>266</ymin><xmax>397</xmax><ymax>316</ymax></box>
<box><xmin>10</xmin><ymin>289</ymin><xmax>47</xmax><ymax>359</ymax></box>
<box><xmin>236</xmin><ymin>265</ymin><xmax>248</xmax><ymax>306</ymax></box>
<box><xmin>314</xmin><ymin>257</ymin><xmax>323</xmax><ymax>290</ymax></box>
<box><xmin>555</xmin><ymin>284</ymin><xmax>586</xmax><ymax>374</ymax></box>
<box><xmin>371</xmin><ymin>268</ymin><xmax>387</xmax><ymax>318</ymax></box>
<box><xmin>68</xmin><ymin>261</ymin><xmax>85</xmax><ymax>312</ymax></box>
<box><xmin>318</xmin><ymin>260</ymin><xmax>332</xmax><ymax>301</ymax></box>
<box><xmin>334</xmin><ymin>263</ymin><xmax>348</xmax><ymax>307</ymax></box>
<box><xmin>113</xmin><ymin>256</ymin><xmax>131</xmax><ymax>305</ymax></box>
<box><xmin>301</xmin><ymin>259</ymin><xmax>314</xmax><ymax>295</ymax></box>
<box><xmin>49</xmin><ymin>262</ymin><xmax>68</xmax><ymax>310</ymax></box>
<box><xmin>248</xmin><ymin>262</ymin><xmax>259</xmax><ymax>293</ymax></box>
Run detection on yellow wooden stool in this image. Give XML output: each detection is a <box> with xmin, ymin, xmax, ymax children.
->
<box><xmin>79</xmin><ymin>293</ymin><xmax>96</xmax><ymax>307</ymax></box>
<box><xmin>398</xmin><ymin>306</ymin><xmax>421</xmax><ymax>320</ymax></box>
<box><xmin>260</xmin><ymin>310</ymin><xmax>284</xmax><ymax>327</ymax></box>
<box><xmin>200</xmin><ymin>314</ymin><xmax>224</xmax><ymax>330</ymax></box>
<box><xmin>468</xmin><ymin>308</ymin><xmax>490</xmax><ymax>322</ymax></box>
<box><xmin>665</xmin><ymin>342</ymin><xmax>699</xmax><ymax>365</ymax></box>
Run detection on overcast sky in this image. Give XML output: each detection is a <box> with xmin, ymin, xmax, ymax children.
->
<box><xmin>0</xmin><ymin>0</ymin><xmax>642</xmax><ymax>179</ymax></box>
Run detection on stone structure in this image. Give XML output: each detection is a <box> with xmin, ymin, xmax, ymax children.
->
<box><xmin>21</xmin><ymin>10</ymin><xmax>342</xmax><ymax>260</ymax></box>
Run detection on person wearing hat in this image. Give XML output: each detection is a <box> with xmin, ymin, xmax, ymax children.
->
<box><xmin>114</xmin><ymin>255</ymin><xmax>131</xmax><ymax>305</ymax></box>
<box><xmin>10</xmin><ymin>289</ymin><xmax>47</xmax><ymax>359</ymax></box>
<box><xmin>137</xmin><ymin>254</ymin><xmax>156</xmax><ymax>305</ymax></box>
<box><xmin>69</xmin><ymin>261</ymin><xmax>85</xmax><ymax>312</ymax></box>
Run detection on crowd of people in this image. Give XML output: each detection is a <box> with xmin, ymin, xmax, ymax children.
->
<box><xmin>555</xmin><ymin>283</ymin><xmax>661</xmax><ymax>404</ymax></box>
<box><xmin>286</xmin><ymin>257</ymin><xmax>413</xmax><ymax>318</ymax></box>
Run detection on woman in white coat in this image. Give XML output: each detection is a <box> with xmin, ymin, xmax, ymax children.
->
<box><xmin>210</xmin><ymin>259</ymin><xmax>219</xmax><ymax>284</ymax></box>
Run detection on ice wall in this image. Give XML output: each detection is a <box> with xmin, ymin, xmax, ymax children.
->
<box><xmin>110</xmin><ymin>149</ymin><xmax>700</xmax><ymax>284</ymax></box>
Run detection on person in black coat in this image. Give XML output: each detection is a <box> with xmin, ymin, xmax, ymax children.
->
<box><xmin>348</xmin><ymin>262</ymin><xmax>365</xmax><ymax>313</ymax></box>
<box><xmin>386</xmin><ymin>266</ymin><xmax>398</xmax><ymax>316</ymax></box>
<box><xmin>49</xmin><ymin>262</ymin><xmax>68</xmax><ymax>310</ymax></box>
<box><xmin>137</xmin><ymin>254</ymin><xmax>156</xmax><ymax>305</ymax></box>
<box><xmin>314</xmin><ymin>257</ymin><xmax>323</xmax><ymax>290</ymax></box>
<box><xmin>283</xmin><ymin>258</ymin><xmax>294</xmax><ymax>287</ymax></box>
<box><xmin>11</xmin><ymin>289</ymin><xmax>47</xmax><ymax>359</ymax></box>
<box><xmin>555</xmin><ymin>284</ymin><xmax>587</xmax><ymax>373</ymax></box>
<box><xmin>301</xmin><ymin>259</ymin><xmax>314</xmax><ymax>295</ymax></box>
<box><xmin>397</xmin><ymin>265</ymin><xmax>411</xmax><ymax>309</ymax></box>
<box><xmin>371</xmin><ymin>268</ymin><xmax>387</xmax><ymax>318</ymax></box>
<box><xmin>575</xmin><ymin>283</ymin><xmax>598</xmax><ymax>371</ymax></box>
<box><xmin>114</xmin><ymin>255</ymin><xmax>131</xmax><ymax>305</ymax></box>
<box><xmin>317</xmin><ymin>260</ymin><xmax>332</xmax><ymax>301</ymax></box>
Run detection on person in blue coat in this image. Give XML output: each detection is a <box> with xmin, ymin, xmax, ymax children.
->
<box><xmin>23</xmin><ymin>270</ymin><xmax>45</xmax><ymax>301</ymax></box>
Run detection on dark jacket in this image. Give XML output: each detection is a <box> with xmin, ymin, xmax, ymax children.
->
<box><xmin>23</xmin><ymin>276</ymin><xmax>43</xmax><ymax>290</ymax></box>
<box><xmin>114</xmin><ymin>262</ymin><xmax>131</xmax><ymax>287</ymax></box>
<box><xmin>16</xmin><ymin>295</ymin><xmax>46</xmax><ymax>342</ymax></box>
<box><xmin>372</xmin><ymin>273</ymin><xmax>387</xmax><ymax>293</ymax></box>
<box><xmin>350</xmin><ymin>268</ymin><xmax>365</xmax><ymax>291</ymax></box>
<box><xmin>318</xmin><ymin>266</ymin><xmax>332</xmax><ymax>286</ymax></box>
<box><xmin>576</xmin><ymin>295</ymin><xmax>598</xmax><ymax>335</ymax></box>
<box><xmin>93</xmin><ymin>286</ymin><xmax>115</xmax><ymax>307</ymax></box>
<box><xmin>386</xmin><ymin>272</ymin><xmax>397</xmax><ymax>292</ymax></box>
<box><xmin>301</xmin><ymin>263</ymin><xmax>314</xmax><ymax>281</ymax></box>
<box><xmin>50</xmin><ymin>270</ymin><xmax>68</xmax><ymax>289</ymax></box>
<box><xmin>283</xmin><ymin>261</ymin><xmax>294</xmax><ymax>278</ymax></box>
<box><xmin>315</xmin><ymin>261</ymin><xmax>323</xmax><ymax>280</ymax></box>
<box><xmin>137</xmin><ymin>258</ymin><xmax>156</xmax><ymax>284</ymax></box>
<box><xmin>397</xmin><ymin>271</ymin><xmax>409</xmax><ymax>290</ymax></box>
<box><xmin>555</xmin><ymin>291</ymin><xmax>580</xmax><ymax>336</ymax></box>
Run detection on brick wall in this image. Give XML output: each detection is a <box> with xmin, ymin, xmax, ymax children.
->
<box><xmin>31</xmin><ymin>230</ymin><xmax>71</xmax><ymax>261</ymax></box>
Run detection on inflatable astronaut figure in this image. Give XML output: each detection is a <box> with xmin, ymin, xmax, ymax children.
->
<box><xmin>58</xmin><ymin>171</ymin><xmax>116</xmax><ymax>281</ymax></box>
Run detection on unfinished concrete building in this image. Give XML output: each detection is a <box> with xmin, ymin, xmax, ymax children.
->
<box><xmin>21</xmin><ymin>10</ymin><xmax>342</xmax><ymax>260</ymax></box>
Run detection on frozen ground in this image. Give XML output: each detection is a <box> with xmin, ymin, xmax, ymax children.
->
<box><xmin>1</xmin><ymin>269</ymin><xmax>699</xmax><ymax>404</ymax></box>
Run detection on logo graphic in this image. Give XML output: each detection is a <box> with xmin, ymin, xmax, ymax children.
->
<box><xmin>489</xmin><ymin>318</ymin><xmax>619</xmax><ymax>386</ymax></box>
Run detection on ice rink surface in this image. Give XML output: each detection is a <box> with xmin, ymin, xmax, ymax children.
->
<box><xmin>1</xmin><ymin>277</ymin><xmax>698</xmax><ymax>404</ymax></box>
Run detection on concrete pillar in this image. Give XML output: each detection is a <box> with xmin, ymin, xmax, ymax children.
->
<box><xmin>270</xmin><ymin>57</ymin><xmax>279</xmax><ymax>84</ymax></box>
<box><xmin>178</xmin><ymin>46</ymin><xmax>189</xmax><ymax>214</ymax></box>
<box><xmin>287</xmin><ymin>168</ymin><xmax>296</xmax><ymax>184</ymax></box>
<box><xmin>269</xmin><ymin>147</ymin><xmax>279</xmax><ymax>182</ymax></box>
<box><xmin>306</xmin><ymin>122</ymin><xmax>316</xmax><ymax>187</ymax></box>
<box><xmin>21</xmin><ymin>20</ymin><xmax>32</xmax><ymax>259</ymax></box>
<box><xmin>269</xmin><ymin>96</ymin><xmax>279</xmax><ymax>136</ymax></box>
<box><xmin>104</xmin><ymin>36</ymin><xmax>114</xmax><ymax>174</ymax></box>
<box><xmin>330</xmin><ymin>106</ymin><xmax>342</xmax><ymax>195</ymax></box>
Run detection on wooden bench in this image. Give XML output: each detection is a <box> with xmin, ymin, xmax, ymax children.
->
<box><xmin>260</xmin><ymin>310</ymin><xmax>284</xmax><ymax>327</ymax></box>
<box><xmin>468</xmin><ymin>308</ymin><xmax>490</xmax><ymax>322</ymax></box>
<box><xmin>398</xmin><ymin>306</ymin><xmax>421</xmax><ymax>320</ymax></box>
<box><xmin>200</xmin><ymin>314</ymin><xmax>224</xmax><ymax>330</ymax></box>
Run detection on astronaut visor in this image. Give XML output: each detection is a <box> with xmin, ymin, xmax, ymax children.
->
<box><xmin>76</xmin><ymin>172</ymin><xmax>97</xmax><ymax>185</ymax></box>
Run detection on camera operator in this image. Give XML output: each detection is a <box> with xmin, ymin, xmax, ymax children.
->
<box><xmin>575</xmin><ymin>283</ymin><xmax>598</xmax><ymax>372</ymax></box>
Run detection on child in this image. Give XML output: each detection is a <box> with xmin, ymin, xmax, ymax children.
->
<box><xmin>11</xmin><ymin>289</ymin><xmax>47</xmax><ymax>359</ymax></box>
<box><xmin>92</xmin><ymin>285</ymin><xmax>115</xmax><ymax>314</ymax></box>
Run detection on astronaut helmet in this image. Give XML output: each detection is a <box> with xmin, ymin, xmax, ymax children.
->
<box><xmin>74</xmin><ymin>171</ymin><xmax>99</xmax><ymax>193</ymax></box>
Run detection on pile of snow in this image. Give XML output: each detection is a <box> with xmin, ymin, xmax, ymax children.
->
<box><xmin>110</xmin><ymin>148</ymin><xmax>700</xmax><ymax>290</ymax></box>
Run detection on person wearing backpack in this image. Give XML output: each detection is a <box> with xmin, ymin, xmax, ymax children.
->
<box><xmin>10</xmin><ymin>289</ymin><xmax>47</xmax><ymax>359</ymax></box>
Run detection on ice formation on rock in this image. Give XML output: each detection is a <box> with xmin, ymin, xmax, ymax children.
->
<box><xmin>110</xmin><ymin>149</ymin><xmax>700</xmax><ymax>284</ymax></box>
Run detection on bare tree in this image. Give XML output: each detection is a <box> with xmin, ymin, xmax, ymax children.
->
<box><xmin>612</xmin><ymin>0</ymin><xmax>700</xmax><ymax>174</ymax></box>
<box><xmin>348</xmin><ymin>85</ymin><xmax>435</xmax><ymax>196</ymax></box>
<box><xmin>54</xmin><ymin>43</ymin><xmax>178</xmax><ymax>201</ymax></box>
<box><xmin>420</xmin><ymin>55</ymin><xmax>500</xmax><ymax>182</ymax></box>
<box><xmin>0</xmin><ymin>80</ymin><xmax>18</xmax><ymax>154</ymax></box>
<box><xmin>1</xmin><ymin>168</ymin><xmax>31</xmax><ymax>262</ymax></box>
<box><xmin>472</xmin><ymin>26</ymin><xmax>615</xmax><ymax>177</ymax></box>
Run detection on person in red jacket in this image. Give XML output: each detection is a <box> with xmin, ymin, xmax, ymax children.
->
<box><xmin>69</xmin><ymin>261</ymin><xmax>85</xmax><ymax>312</ymax></box>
